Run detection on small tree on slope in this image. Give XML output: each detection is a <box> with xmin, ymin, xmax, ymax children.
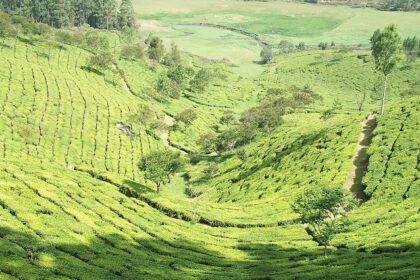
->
<box><xmin>292</xmin><ymin>186</ymin><xmax>357</xmax><ymax>256</ymax></box>
<box><xmin>138</xmin><ymin>150</ymin><xmax>184</xmax><ymax>193</ymax></box>
<box><xmin>370</xmin><ymin>24</ymin><xmax>402</xmax><ymax>115</ymax></box>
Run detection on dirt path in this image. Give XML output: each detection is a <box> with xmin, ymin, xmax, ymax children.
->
<box><xmin>343</xmin><ymin>114</ymin><xmax>376</xmax><ymax>201</ymax></box>
<box><xmin>160</xmin><ymin>115</ymin><xmax>175</xmax><ymax>148</ymax></box>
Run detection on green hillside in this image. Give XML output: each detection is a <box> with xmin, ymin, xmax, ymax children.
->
<box><xmin>0</xmin><ymin>2</ymin><xmax>419</xmax><ymax>279</ymax></box>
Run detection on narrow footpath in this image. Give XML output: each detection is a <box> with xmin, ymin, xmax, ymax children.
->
<box><xmin>343</xmin><ymin>114</ymin><xmax>377</xmax><ymax>201</ymax></box>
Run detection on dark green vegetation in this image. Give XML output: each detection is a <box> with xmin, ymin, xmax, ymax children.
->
<box><xmin>0</xmin><ymin>0</ymin><xmax>135</xmax><ymax>29</ymax></box>
<box><xmin>0</xmin><ymin>4</ymin><xmax>419</xmax><ymax>280</ymax></box>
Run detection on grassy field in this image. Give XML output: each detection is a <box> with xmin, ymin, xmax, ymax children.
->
<box><xmin>134</xmin><ymin>0</ymin><xmax>420</xmax><ymax>76</ymax></box>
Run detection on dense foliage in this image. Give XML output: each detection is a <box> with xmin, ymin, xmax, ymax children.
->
<box><xmin>0</xmin><ymin>0</ymin><xmax>136</xmax><ymax>29</ymax></box>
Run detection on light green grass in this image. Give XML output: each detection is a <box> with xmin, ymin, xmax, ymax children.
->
<box><xmin>134</xmin><ymin>0</ymin><xmax>420</xmax><ymax>77</ymax></box>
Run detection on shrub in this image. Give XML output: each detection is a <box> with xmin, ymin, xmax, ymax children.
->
<box><xmin>175</xmin><ymin>108</ymin><xmax>197</xmax><ymax>126</ymax></box>
<box><xmin>202</xmin><ymin>164</ymin><xmax>219</xmax><ymax>181</ymax></box>
<box><xmin>260</xmin><ymin>45</ymin><xmax>273</xmax><ymax>64</ymax></box>
<box><xmin>318</xmin><ymin>42</ymin><xmax>328</xmax><ymax>50</ymax></box>
<box><xmin>121</xmin><ymin>45</ymin><xmax>144</xmax><ymax>60</ymax></box>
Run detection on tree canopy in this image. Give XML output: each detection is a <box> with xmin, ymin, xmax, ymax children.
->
<box><xmin>371</xmin><ymin>24</ymin><xmax>402</xmax><ymax>76</ymax></box>
<box><xmin>138</xmin><ymin>150</ymin><xmax>184</xmax><ymax>193</ymax></box>
<box><xmin>371</xmin><ymin>24</ymin><xmax>402</xmax><ymax>114</ymax></box>
<box><xmin>292</xmin><ymin>186</ymin><xmax>357</xmax><ymax>255</ymax></box>
<box><xmin>0</xmin><ymin>0</ymin><xmax>135</xmax><ymax>29</ymax></box>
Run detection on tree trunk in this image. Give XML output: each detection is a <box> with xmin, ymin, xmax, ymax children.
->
<box><xmin>381</xmin><ymin>75</ymin><xmax>388</xmax><ymax>115</ymax></box>
<box><xmin>156</xmin><ymin>182</ymin><xmax>160</xmax><ymax>193</ymax></box>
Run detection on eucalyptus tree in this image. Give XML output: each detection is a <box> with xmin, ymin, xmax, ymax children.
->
<box><xmin>370</xmin><ymin>24</ymin><xmax>402</xmax><ymax>115</ymax></box>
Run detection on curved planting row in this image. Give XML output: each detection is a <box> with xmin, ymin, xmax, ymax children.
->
<box><xmin>0</xmin><ymin>38</ymin><xmax>163</xmax><ymax>180</ymax></box>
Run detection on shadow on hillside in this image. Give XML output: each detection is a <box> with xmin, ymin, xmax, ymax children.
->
<box><xmin>0</xmin><ymin>42</ymin><xmax>12</xmax><ymax>49</ymax></box>
<box><xmin>350</xmin><ymin>117</ymin><xmax>376</xmax><ymax>201</ymax></box>
<box><xmin>81</xmin><ymin>65</ymin><xmax>104</xmax><ymax>76</ymax></box>
<box><xmin>1</xmin><ymin>225</ymin><xmax>418</xmax><ymax>279</ymax></box>
<box><xmin>234</xmin><ymin>129</ymin><xmax>329</xmax><ymax>183</ymax></box>
<box><xmin>123</xmin><ymin>179</ymin><xmax>153</xmax><ymax>195</ymax></box>
<box><xmin>17</xmin><ymin>36</ymin><xmax>36</xmax><ymax>45</ymax></box>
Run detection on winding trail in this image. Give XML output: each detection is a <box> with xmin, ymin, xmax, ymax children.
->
<box><xmin>115</xmin><ymin>65</ymin><xmax>190</xmax><ymax>154</ymax></box>
<box><xmin>343</xmin><ymin>114</ymin><xmax>376</xmax><ymax>201</ymax></box>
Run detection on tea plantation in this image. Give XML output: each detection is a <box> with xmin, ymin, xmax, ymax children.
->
<box><xmin>0</xmin><ymin>6</ymin><xmax>419</xmax><ymax>280</ymax></box>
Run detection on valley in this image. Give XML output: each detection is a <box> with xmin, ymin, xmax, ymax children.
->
<box><xmin>0</xmin><ymin>0</ymin><xmax>419</xmax><ymax>279</ymax></box>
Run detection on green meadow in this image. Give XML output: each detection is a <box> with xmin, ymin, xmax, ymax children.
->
<box><xmin>135</xmin><ymin>0</ymin><xmax>420</xmax><ymax>76</ymax></box>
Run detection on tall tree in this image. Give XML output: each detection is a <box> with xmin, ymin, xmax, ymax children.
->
<box><xmin>370</xmin><ymin>24</ymin><xmax>402</xmax><ymax>115</ymax></box>
<box><xmin>118</xmin><ymin>0</ymin><xmax>135</xmax><ymax>29</ymax></box>
<box><xmin>29</xmin><ymin>0</ymin><xmax>48</xmax><ymax>23</ymax></box>
<box><xmin>1</xmin><ymin>0</ymin><xmax>30</xmax><ymax>16</ymax></box>
<box><xmin>49</xmin><ymin>0</ymin><xmax>71</xmax><ymax>28</ymax></box>
<box><xmin>72</xmin><ymin>0</ymin><xmax>95</xmax><ymax>26</ymax></box>
<box><xmin>87</xmin><ymin>0</ymin><xmax>117</xmax><ymax>29</ymax></box>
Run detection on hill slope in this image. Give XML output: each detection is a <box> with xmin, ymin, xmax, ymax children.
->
<box><xmin>0</xmin><ymin>13</ymin><xmax>419</xmax><ymax>279</ymax></box>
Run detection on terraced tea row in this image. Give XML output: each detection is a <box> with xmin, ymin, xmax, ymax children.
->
<box><xmin>0</xmin><ymin>37</ymin><xmax>163</xmax><ymax>181</ymax></box>
<box><xmin>1</xmin><ymin>160</ymin><xmax>418</xmax><ymax>279</ymax></box>
<box><xmin>334</xmin><ymin>96</ymin><xmax>420</xmax><ymax>251</ymax></box>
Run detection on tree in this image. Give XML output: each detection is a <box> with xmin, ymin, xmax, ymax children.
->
<box><xmin>202</xmin><ymin>164</ymin><xmax>219</xmax><ymax>181</ymax></box>
<box><xmin>175</xmin><ymin>108</ymin><xmax>197</xmax><ymax>126</ymax></box>
<box><xmin>167</xmin><ymin>65</ymin><xmax>194</xmax><ymax>87</ymax></box>
<box><xmin>292</xmin><ymin>186</ymin><xmax>357</xmax><ymax>255</ymax></box>
<box><xmin>50</xmin><ymin>0</ymin><xmax>72</xmax><ymax>28</ymax></box>
<box><xmin>90</xmin><ymin>0</ymin><xmax>117</xmax><ymax>30</ymax></box>
<box><xmin>318</xmin><ymin>42</ymin><xmax>328</xmax><ymax>50</ymax></box>
<box><xmin>138</xmin><ymin>150</ymin><xmax>184</xmax><ymax>193</ymax></box>
<box><xmin>402</xmin><ymin>36</ymin><xmax>419</xmax><ymax>62</ymax></box>
<box><xmin>370</xmin><ymin>24</ymin><xmax>402</xmax><ymax>115</ymax></box>
<box><xmin>220</xmin><ymin>110</ymin><xmax>236</xmax><ymax>126</ymax></box>
<box><xmin>240</xmin><ymin>104</ymin><xmax>284</xmax><ymax>135</ymax></box>
<box><xmin>260</xmin><ymin>45</ymin><xmax>273</xmax><ymax>64</ymax></box>
<box><xmin>288</xmin><ymin>85</ymin><xmax>322</xmax><ymax>125</ymax></box>
<box><xmin>148</xmin><ymin>36</ymin><xmax>165</xmax><ymax>61</ymax></box>
<box><xmin>120</xmin><ymin>44</ymin><xmax>143</xmax><ymax>60</ymax></box>
<box><xmin>170</xmin><ymin>41</ymin><xmax>181</xmax><ymax>65</ymax></box>
<box><xmin>190</xmin><ymin>68</ymin><xmax>212</xmax><ymax>92</ymax></box>
<box><xmin>296</xmin><ymin>42</ymin><xmax>306</xmax><ymax>51</ymax></box>
<box><xmin>85</xmin><ymin>32</ymin><xmax>110</xmax><ymax>51</ymax></box>
<box><xmin>278</xmin><ymin>40</ymin><xmax>294</xmax><ymax>54</ymax></box>
<box><xmin>55</xmin><ymin>30</ymin><xmax>74</xmax><ymax>45</ymax></box>
<box><xmin>196</xmin><ymin>132</ymin><xmax>218</xmax><ymax>154</ymax></box>
<box><xmin>163</xmin><ymin>41</ymin><xmax>182</xmax><ymax>66</ymax></box>
<box><xmin>87</xmin><ymin>52</ymin><xmax>114</xmax><ymax>72</ymax></box>
<box><xmin>118</xmin><ymin>0</ymin><xmax>135</xmax><ymax>29</ymax></box>
<box><xmin>215</xmin><ymin>127</ymin><xmax>246</xmax><ymax>152</ymax></box>
<box><xmin>155</xmin><ymin>73</ymin><xmax>181</xmax><ymax>99</ymax></box>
